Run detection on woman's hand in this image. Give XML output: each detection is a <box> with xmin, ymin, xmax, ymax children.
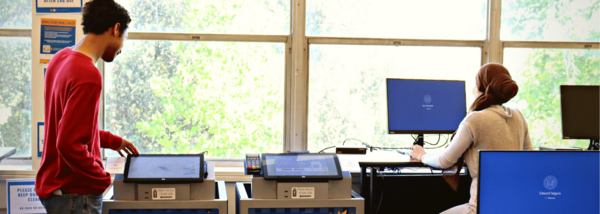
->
<box><xmin>410</xmin><ymin>145</ymin><xmax>426</xmax><ymax>161</ymax></box>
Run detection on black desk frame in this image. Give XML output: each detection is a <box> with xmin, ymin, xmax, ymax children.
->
<box><xmin>360</xmin><ymin>161</ymin><xmax>470</xmax><ymax>214</ymax></box>
<box><xmin>360</xmin><ymin>161</ymin><xmax>426</xmax><ymax>214</ymax></box>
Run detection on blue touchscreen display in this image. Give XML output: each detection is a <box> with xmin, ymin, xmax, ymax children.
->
<box><xmin>128</xmin><ymin>156</ymin><xmax>201</xmax><ymax>178</ymax></box>
<box><xmin>264</xmin><ymin>155</ymin><xmax>339</xmax><ymax>176</ymax></box>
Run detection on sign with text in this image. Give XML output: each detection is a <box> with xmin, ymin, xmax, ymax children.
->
<box><xmin>37</xmin><ymin>122</ymin><xmax>44</xmax><ymax>158</ymax></box>
<box><xmin>40</xmin><ymin>18</ymin><xmax>76</xmax><ymax>55</ymax></box>
<box><xmin>36</xmin><ymin>0</ymin><xmax>83</xmax><ymax>13</ymax></box>
<box><xmin>6</xmin><ymin>179</ymin><xmax>46</xmax><ymax>214</ymax></box>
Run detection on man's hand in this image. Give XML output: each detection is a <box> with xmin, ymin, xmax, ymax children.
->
<box><xmin>115</xmin><ymin>138</ymin><xmax>139</xmax><ymax>157</ymax></box>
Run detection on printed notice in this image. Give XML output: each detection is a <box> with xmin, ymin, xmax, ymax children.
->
<box><xmin>152</xmin><ymin>188</ymin><xmax>176</xmax><ymax>200</ymax></box>
<box><xmin>37</xmin><ymin>122</ymin><xmax>44</xmax><ymax>158</ymax></box>
<box><xmin>7</xmin><ymin>180</ymin><xmax>47</xmax><ymax>214</ymax></box>
<box><xmin>40</xmin><ymin>18</ymin><xmax>76</xmax><ymax>55</ymax></box>
<box><xmin>337</xmin><ymin>155</ymin><xmax>361</xmax><ymax>173</ymax></box>
<box><xmin>291</xmin><ymin>187</ymin><xmax>314</xmax><ymax>199</ymax></box>
<box><xmin>106</xmin><ymin>157</ymin><xmax>126</xmax><ymax>174</ymax></box>
<box><xmin>36</xmin><ymin>0</ymin><xmax>83</xmax><ymax>13</ymax></box>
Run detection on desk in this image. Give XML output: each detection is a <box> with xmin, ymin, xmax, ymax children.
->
<box><xmin>352</xmin><ymin>151</ymin><xmax>423</xmax><ymax>214</ymax></box>
<box><xmin>0</xmin><ymin>147</ymin><xmax>16</xmax><ymax>162</ymax></box>
<box><xmin>348</xmin><ymin>150</ymin><xmax>469</xmax><ymax>214</ymax></box>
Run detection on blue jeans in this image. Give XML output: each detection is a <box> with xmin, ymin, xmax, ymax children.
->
<box><xmin>40</xmin><ymin>194</ymin><xmax>103</xmax><ymax>214</ymax></box>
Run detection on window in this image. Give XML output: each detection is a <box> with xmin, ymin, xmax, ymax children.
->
<box><xmin>104</xmin><ymin>40</ymin><xmax>285</xmax><ymax>158</ymax></box>
<box><xmin>501</xmin><ymin>0</ymin><xmax>598</xmax><ymax>148</ymax></box>
<box><xmin>0</xmin><ymin>0</ymin><xmax>32</xmax><ymax>158</ymax></box>
<box><xmin>115</xmin><ymin>0</ymin><xmax>290</xmax><ymax>34</ymax></box>
<box><xmin>0</xmin><ymin>0</ymin><xmax>32</xmax><ymax>28</ymax></box>
<box><xmin>0</xmin><ymin>38</ymin><xmax>32</xmax><ymax>157</ymax></box>
<box><xmin>308</xmin><ymin>45</ymin><xmax>481</xmax><ymax>152</ymax></box>
<box><xmin>504</xmin><ymin>48</ymin><xmax>599</xmax><ymax>148</ymax></box>
<box><xmin>501</xmin><ymin>0</ymin><xmax>600</xmax><ymax>41</ymax></box>
<box><xmin>307</xmin><ymin>0</ymin><xmax>487</xmax><ymax>39</ymax></box>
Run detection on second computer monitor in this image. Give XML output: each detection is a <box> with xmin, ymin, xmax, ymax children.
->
<box><xmin>560</xmin><ymin>85</ymin><xmax>599</xmax><ymax>138</ymax></box>
<box><xmin>386</xmin><ymin>79</ymin><xmax>466</xmax><ymax>134</ymax></box>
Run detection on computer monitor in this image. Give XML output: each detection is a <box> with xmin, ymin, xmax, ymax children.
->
<box><xmin>386</xmin><ymin>79</ymin><xmax>466</xmax><ymax>146</ymax></box>
<box><xmin>560</xmin><ymin>85</ymin><xmax>600</xmax><ymax>150</ymax></box>
<box><xmin>478</xmin><ymin>150</ymin><xmax>599</xmax><ymax>214</ymax></box>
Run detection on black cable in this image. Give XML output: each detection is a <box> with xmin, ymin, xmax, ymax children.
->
<box><xmin>402</xmin><ymin>167</ymin><xmax>423</xmax><ymax>171</ymax></box>
<box><xmin>423</xmin><ymin>134</ymin><xmax>442</xmax><ymax>145</ymax></box>
<box><xmin>376</xmin><ymin>170</ymin><xmax>385</xmax><ymax>214</ymax></box>
<box><xmin>317</xmin><ymin>145</ymin><xmax>336</xmax><ymax>153</ymax></box>
<box><xmin>372</xmin><ymin>146</ymin><xmax>412</xmax><ymax>150</ymax></box>
<box><xmin>316</xmin><ymin>134</ymin><xmax>450</xmax><ymax>154</ymax></box>
<box><xmin>342</xmin><ymin>138</ymin><xmax>371</xmax><ymax>148</ymax></box>
<box><xmin>426</xmin><ymin>134</ymin><xmax>451</xmax><ymax>149</ymax></box>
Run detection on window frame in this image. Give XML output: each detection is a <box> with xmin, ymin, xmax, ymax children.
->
<box><xmin>98</xmin><ymin>33</ymin><xmax>292</xmax><ymax>159</ymax></box>
<box><xmin>0</xmin><ymin>0</ymin><xmax>598</xmax><ymax>173</ymax></box>
<box><xmin>299</xmin><ymin>0</ymin><xmax>599</xmax><ymax>152</ymax></box>
<box><xmin>0</xmin><ymin>29</ymin><xmax>34</xmax><ymax>174</ymax></box>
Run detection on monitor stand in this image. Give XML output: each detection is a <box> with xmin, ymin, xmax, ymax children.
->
<box><xmin>587</xmin><ymin>139</ymin><xmax>599</xmax><ymax>150</ymax></box>
<box><xmin>414</xmin><ymin>134</ymin><xmax>424</xmax><ymax>147</ymax></box>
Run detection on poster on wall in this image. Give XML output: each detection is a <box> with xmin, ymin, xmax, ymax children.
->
<box><xmin>40</xmin><ymin>18</ymin><xmax>76</xmax><ymax>55</ymax></box>
<box><xmin>6</xmin><ymin>179</ymin><xmax>46</xmax><ymax>214</ymax></box>
<box><xmin>36</xmin><ymin>0</ymin><xmax>83</xmax><ymax>13</ymax></box>
<box><xmin>37</xmin><ymin>122</ymin><xmax>44</xmax><ymax>158</ymax></box>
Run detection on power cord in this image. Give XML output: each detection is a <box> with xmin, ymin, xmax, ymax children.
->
<box><xmin>376</xmin><ymin>170</ymin><xmax>385</xmax><ymax>214</ymax></box>
<box><xmin>317</xmin><ymin>145</ymin><xmax>336</xmax><ymax>153</ymax></box>
<box><xmin>342</xmin><ymin>138</ymin><xmax>372</xmax><ymax>147</ymax></box>
<box><xmin>423</xmin><ymin>134</ymin><xmax>442</xmax><ymax>146</ymax></box>
<box><xmin>426</xmin><ymin>135</ymin><xmax>451</xmax><ymax>149</ymax></box>
<box><xmin>316</xmin><ymin>134</ymin><xmax>452</xmax><ymax>154</ymax></box>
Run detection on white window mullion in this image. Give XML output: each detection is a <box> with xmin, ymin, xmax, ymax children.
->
<box><xmin>487</xmin><ymin>0</ymin><xmax>503</xmax><ymax>64</ymax></box>
<box><xmin>290</xmin><ymin>0</ymin><xmax>308</xmax><ymax>152</ymax></box>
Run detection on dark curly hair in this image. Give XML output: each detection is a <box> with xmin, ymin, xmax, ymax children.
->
<box><xmin>82</xmin><ymin>0</ymin><xmax>131</xmax><ymax>36</ymax></box>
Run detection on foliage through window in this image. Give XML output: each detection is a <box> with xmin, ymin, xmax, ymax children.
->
<box><xmin>308</xmin><ymin>45</ymin><xmax>482</xmax><ymax>152</ymax></box>
<box><xmin>307</xmin><ymin>0</ymin><xmax>487</xmax><ymax>39</ymax></box>
<box><xmin>504</xmin><ymin>48</ymin><xmax>599</xmax><ymax>148</ymax></box>
<box><xmin>0</xmin><ymin>38</ymin><xmax>31</xmax><ymax>157</ymax></box>
<box><xmin>115</xmin><ymin>0</ymin><xmax>290</xmax><ymax>34</ymax></box>
<box><xmin>501</xmin><ymin>0</ymin><xmax>600</xmax><ymax>41</ymax></box>
<box><xmin>105</xmin><ymin>41</ymin><xmax>285</xmax><ymax>158</ymax></box>
<box><xmin>0</xmin><ymin>0</ymin><xmax>32</xmax><ymax>28</ymax></box>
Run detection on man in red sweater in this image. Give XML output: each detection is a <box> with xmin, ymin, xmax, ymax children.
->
<box><xmin>36</xmin><ymin>0</ymin><xmax>138</xmax><ymax>213</ymax></box>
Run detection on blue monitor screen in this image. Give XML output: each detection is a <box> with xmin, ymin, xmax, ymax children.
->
<box><xmin>264</xmin><ymin>154</ymin><xmax>339</xmax><ymax>176</ymax></box>
<box><xmin>478</xmin><ymin>151</ymin><xmax>600</xmax><ymax>214</ymax></box>
<box><xmin>128</xmin><ymin>156</ymin><xmax>201</xmax><ymax>178</ymax></box>
<box><xmin>386</xmin><ymin>79</ymin><xmax>466</xmax><ymax>133</ymax></box>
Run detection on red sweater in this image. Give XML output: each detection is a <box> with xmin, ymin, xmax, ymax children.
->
<box><xmin>36</xmin><ymin>48</ymin><xmax>122</xmax><ymax>199</ymax></box>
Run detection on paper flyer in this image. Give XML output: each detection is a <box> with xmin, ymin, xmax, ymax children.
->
<box><xmin>40</xmin><ymin>18</ymin><xmax>77</xmax><ymax>55</ymax></box>
<box><xmin>36</xmin><ymin>0</ymin><xmax>83</xmax><ymax>13</ymax></box>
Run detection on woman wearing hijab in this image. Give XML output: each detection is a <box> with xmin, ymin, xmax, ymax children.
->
<box><xmin>410</xmin><ymin>63</ymin><xmax>534</xmax><ymax>214</ymax></box>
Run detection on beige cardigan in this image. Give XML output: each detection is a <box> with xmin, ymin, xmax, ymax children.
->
<box><xmin>422</xmin><ymin>105</ymin><xmax>534</xmax><ymax>212</ymax></box>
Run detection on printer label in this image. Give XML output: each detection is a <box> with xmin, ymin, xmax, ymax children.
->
<box><xmin>291</xmin><ymin>187</ymin><xmax>314</xmax><ymax>199</ymax></box>
<box><xmin>152</xmin><ymin>188</ymin><xmax>176</xmax><ymax>200</ymax></box>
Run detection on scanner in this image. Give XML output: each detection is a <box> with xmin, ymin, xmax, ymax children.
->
<box><xmin>102</xmin><ymin>153</ymin><xmax>227</xmax><ymax>214</ymax></box>
<box><xmin>236</xmin><ymin>152</ymin><xmax>364</xmax><ymax>214</ymax></box>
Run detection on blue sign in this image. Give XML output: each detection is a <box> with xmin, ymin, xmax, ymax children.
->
<box><xmin>40</xmin><ymin>18</ymin><xmax>76</xmax><ymax>55</ymax></box>
<box><xmin>37</xmin><ymin>122</ymin><xmax>44</xmax><ymax>158</ymax></box>
<box><xmin>6</xmin><ymin>180</ymin><xmax>46</xmax><ymax>214</ymax></box>
<box><xmin>36</xmin><ymin>0</ymin><xmax>83</xmax><ymax>13</ymax></box>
